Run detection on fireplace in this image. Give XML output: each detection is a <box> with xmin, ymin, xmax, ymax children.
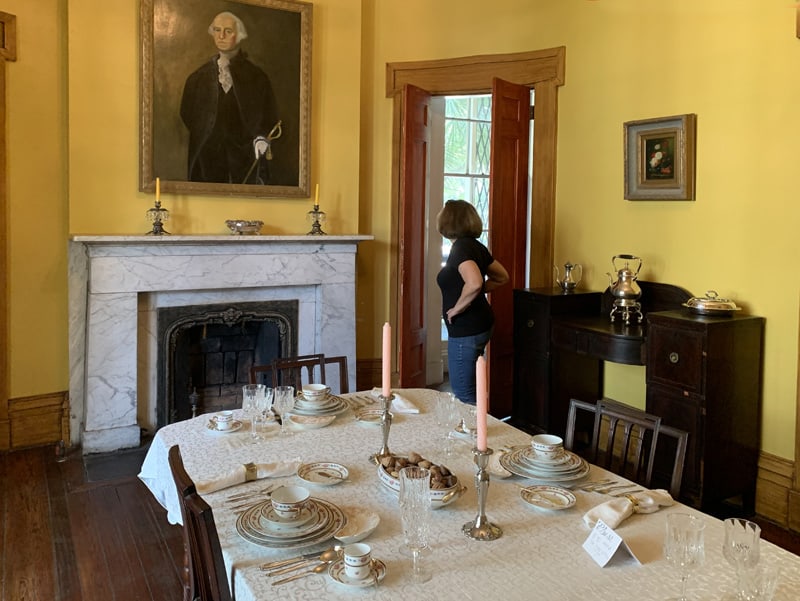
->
<box><xmin>69</xmin><ymin>234</ymin><xmax>370</xmax><ymax>453</ymax></box>
<box><xmin>158</xmin><ymin>300</ymin><xmax>298</xmax><ymax>426</ymax></box>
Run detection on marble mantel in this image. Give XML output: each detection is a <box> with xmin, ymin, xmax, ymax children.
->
<box><xmin>68</xmin><ymin>235</ymin><xmax>371</xmax><ymax>453</ymax></box>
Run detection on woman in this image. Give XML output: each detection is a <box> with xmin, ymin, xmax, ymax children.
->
<box><xmin>436</xmin><ymin>199</ymin><xmax>509</xmax><ymax>405</ymax></box>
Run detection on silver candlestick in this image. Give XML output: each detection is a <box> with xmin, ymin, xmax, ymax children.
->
<box><xmin>368</xmin><ymin>393</ymin><xmax>394</xmax><ymax>464</ymax></box>
<box><xmin>462</xmin><ymin>447</ymin><xmax>502</xmax><ymax>541</ymax></box>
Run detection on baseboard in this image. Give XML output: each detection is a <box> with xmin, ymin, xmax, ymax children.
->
<box><xmin>4</xmin><ymin>391</ymin><xmax>69</xmax><ymax>450</ymax></box>
<box><xmin>756</xmin><ymin>451</ymin><xmax>796</xmax><ymax>530</ymax></box>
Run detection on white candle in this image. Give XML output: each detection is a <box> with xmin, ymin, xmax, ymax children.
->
<box><xmin>156</xmin><ymin>177</ymin><xmax>160</xmax><ymax>202</ymax></box>
<box><xmin>314</xmin><ymin>183</ymin><xmax>319</xmax><ymax>206</ymax></box>
<box><xmin>381</xmin><ymin>322</ymin><xmax>391</xmax><ymax>397</ymax></box>
<box><xmin>476</xmin><ymin>356</ymin><xmax>488</xmax><ymax>451</ymax></box>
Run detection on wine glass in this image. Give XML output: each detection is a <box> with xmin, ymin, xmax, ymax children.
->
<box><xmin>722</xmin><ymin>518</ymin><xmax>761</xmax><ymax>599</ymax></box>
<box><xmin>242</xmin><ymin>384</ymin><xmax>264</xmax><ymax>440</ymax></box>
<box><xmin>663</xmin><ymin>513</ymin><xmax>705</xmax><ymax>601</ymax></box>
<box><xmin>399</xmin><ymin>466</ymin><xmax>432</xmax><ymax>583</ymax></box>
<box><xmin>434</xmin><ymin>392</ymin><xmax>459</xmax><ymax>457</ymax></box>
<box><xmin>254</xmin><ymin>386</ymin><xmax>274</xmax><ymax>439</ymax></box>
<box><xmin>273</xmin><ymin>385</ymin><xmax>295</xmax><ymax>436</ymax></box>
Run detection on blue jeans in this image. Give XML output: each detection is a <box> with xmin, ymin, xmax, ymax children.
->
<box><xmin>446</xmin><ymin>328</ymin><xmax>492</xmax><ymax>405</ymax></box>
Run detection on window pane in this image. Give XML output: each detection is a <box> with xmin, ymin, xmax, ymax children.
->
<box><xmin>473</xmin><ymin>178</ymin><xmax>489</xmax><ymax>227</ymax></box>
<box><xmin>444</xmin><ymin>175</ymin><xmax>469</xmax><ymax>201</ymax></box>
<box><xmin>472</xmin><ymin>95</ymin><xmax>492</xmax><ymax>121</ymax></box>
<box><xmin>445</xmin><ymin>97</ymin><xmax>469</xmax><ymax>119</ymax></box>
<box><xmin>444</xmin><ymin>120</ymin><xmax>468</xmax><ymax>173</ymax></box>
<box><xmin>473</xmin><ymin>122</ymin><xmax>491</xmax><ymax>175</ymax></box>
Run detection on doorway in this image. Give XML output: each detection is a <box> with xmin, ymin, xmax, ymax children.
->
<box><xmin>388</xmin><ymin>48</ymin><xmax>564</xmax><ymax>417</ymax></box>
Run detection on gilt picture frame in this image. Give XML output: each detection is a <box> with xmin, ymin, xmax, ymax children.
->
<box><xmin>140</xmin><ymin>0</ymin><xmax>312</xmax><ymax>198</ymax></box>
<box><xmin>624</xmin><ymin>114</ymin><xmax>696</xmax><ymax>201</ymax></box>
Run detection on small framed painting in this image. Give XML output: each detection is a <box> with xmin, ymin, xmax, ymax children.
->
<box><xmin>624</xmin><ymin>114</ymin><xmax>696</xmax><ymax>201</ymax></box>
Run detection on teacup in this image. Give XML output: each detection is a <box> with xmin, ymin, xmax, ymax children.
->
<box><xmin>270</xmin><ymin>485</ymin><xmax>310</xmax><ymax>520</ymax></box>
<box><xmin>302</xmin><ymin>383</ymin><xmax>331</xmax><ymax>402</ymax></box>
<box><xmin>214</xmin><ymin>410</ymin><xmax>235</xmax><ymax>431</ymax></box>
<box><xmin>531</xmin><ymin>434</ymin><xmax>564</xmax><ymax>459</ymax></box>
<box><xmin>343</xmin><ymin>542</ymin><xmax>372</xmax><ymax>580</ymax></box>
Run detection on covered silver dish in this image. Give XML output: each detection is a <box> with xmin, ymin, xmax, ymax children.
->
<box><xmin>683</xmin><ymin>290</ymin><xmax>741</xmax><ymax>316</ymax></box>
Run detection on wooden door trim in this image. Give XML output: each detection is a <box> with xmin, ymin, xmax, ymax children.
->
<box><xmin>387</xmin><ymin>47</ymin><xmax>566</xmax><ymax>385</ymax></box>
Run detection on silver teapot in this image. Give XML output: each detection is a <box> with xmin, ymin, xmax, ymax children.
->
<box><xmin>554</xmin><ymin>261</ymin><xmax>583</xmax><ymax>292</ymax></box>
<box><xmin>607</xmin><ymin>254</ymin><xmax>642</xmax><ymax>303</ymax></box>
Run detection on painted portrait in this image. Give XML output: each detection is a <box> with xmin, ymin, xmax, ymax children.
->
<box><xmin>140</xmin><ymin>0</ymin><xmax>312</xmax><ymax>198</ymax></box>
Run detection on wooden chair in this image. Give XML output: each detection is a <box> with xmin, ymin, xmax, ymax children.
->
<box><xmin>565</xmin><ymin>397</ymin><xmax>688</xmax><ymax>498</ymax></box>
<box><xmin>168</xmin><ymin>445</ymin><xmax>232</xmax><ymax>601</ymax></box>
<box><xmin>249</xmin><ymin>353</ymin><xmax>326</xmax><ymax>388</ymax></box>
<box><xmin>323</xmin><ymin>355</ymin><xmax>350</xmax><ymax>394</ymax></box>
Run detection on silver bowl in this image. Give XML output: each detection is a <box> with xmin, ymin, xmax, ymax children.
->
<box><xmin>225</xmin><ymin>220</ymin><xmax>264</xmax><ymax>235</ymax></box>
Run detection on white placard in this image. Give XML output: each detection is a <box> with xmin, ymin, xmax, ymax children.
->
<box><xmin>582</xmin><ymin>519</ymin><xmax>642</xmax><ymax>567</ymax></box>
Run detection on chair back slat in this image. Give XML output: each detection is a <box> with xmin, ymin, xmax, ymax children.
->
<box><xmin>168</xmin><ymin>445</ymin><xmax>232</xmax><ymax>601</ymax></box>
<box><xmin>566</xmin><ymin>397</ymin><xmax>688</xmax><ymax>498</ymax></box>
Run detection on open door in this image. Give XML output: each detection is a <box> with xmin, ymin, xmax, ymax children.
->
<box><xmin>487</xmin><ymin>78</ymin><xmax>530</xmax><ymax>417</ymax></box>
<box><xmin>397</xmin><ymin>84</ymin><xmax>431</xmax><ymax>388</ymax></box>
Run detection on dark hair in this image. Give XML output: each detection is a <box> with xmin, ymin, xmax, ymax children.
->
<box><xmin>436</xmin><ymin>199</ymin><xmax>483</xmax><ymax>239</ymax></box>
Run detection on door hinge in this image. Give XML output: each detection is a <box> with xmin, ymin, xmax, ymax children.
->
<box><xmin>529</xmin><ymin>105</ymin><xmax>535</xmax><ymax>120</ymax></box>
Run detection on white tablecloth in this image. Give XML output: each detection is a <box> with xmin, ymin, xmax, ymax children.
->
<box><xmin>139</xmin><ymin>388</ymin><xmax>800</xmax><ymax>601</ymax></box>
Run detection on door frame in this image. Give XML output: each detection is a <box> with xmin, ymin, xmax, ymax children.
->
<box><xmin>385</xmin><ymin>47</ymin><xmax>566</xmax><ymax>386</ymax></box>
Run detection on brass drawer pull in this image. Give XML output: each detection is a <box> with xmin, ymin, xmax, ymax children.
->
<box><xmin>669</xmin><ymin>352</ymin><xmax>679</xmax><ymax>364</ymax></box>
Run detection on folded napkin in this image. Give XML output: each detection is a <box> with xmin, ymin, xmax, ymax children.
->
<box><xmin>195</xmin><ymin>460</ymin><xmax>302</xmax><ymax>495</ymax></box>
<box><xmin>370</xmin><ymin>388</ymin><xmax>420</xmax><ymax>414</ymax></box>
<box><xmin>583</xmin><ymin>489</ymin><xmax>674</xmax><ymax>529</ymax></box>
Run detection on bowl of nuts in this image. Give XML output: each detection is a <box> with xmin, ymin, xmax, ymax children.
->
<box><xmin>377</xmin><ymin>452</ymin><xmax>464</xmax><ymax>509</ymax></box>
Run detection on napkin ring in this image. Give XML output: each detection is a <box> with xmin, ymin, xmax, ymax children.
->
<box><xmin>624</xmin><ymin>493</ymin><xmax>639</xmax><ymax>508</ymax></box>
<box><xmin>244</xmin><ymin>462</ymin><xmax>258</xmax><ymax>481</ymax></box>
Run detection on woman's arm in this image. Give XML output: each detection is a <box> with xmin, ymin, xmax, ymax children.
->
<box><xmin>445</xmin><ymin>260</ymin><xmax>484</xmax><ymax>323</ymax></box>
<box><xmin>484</xmin><ymin>260</ymin><xmax>510</xmax><ymax>293</ymax></box>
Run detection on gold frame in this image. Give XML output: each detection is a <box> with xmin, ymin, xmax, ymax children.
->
<box><xmin>139</xmin><ymin>0</ymin><xmax>312</xmax><ymax>198</ymax></box>
<box><xmin>624</xmin><ymin>114</ymin><xmax>696</xmax><ymax>201</ymax></box>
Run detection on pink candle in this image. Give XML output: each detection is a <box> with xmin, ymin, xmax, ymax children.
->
<box><xmin>381</xmin><ymin>322</ymin><xmax>391</xmax><ymax>397</ymax></box>
<box><xmin>476</xmin><ymin>356</ymin><xmax>488</xmax><ymax>451</ymax></box>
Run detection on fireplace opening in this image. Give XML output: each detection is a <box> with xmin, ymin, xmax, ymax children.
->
<box><xmin>157</xmin><ymin>301</ymin><xmax>298</xmax><ymax>426</ymax></box>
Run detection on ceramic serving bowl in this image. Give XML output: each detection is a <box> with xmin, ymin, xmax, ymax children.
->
<box><xmin>376</xmin><ymin>462</ymin><xmax>463</xmax><ymax>509</ymax></box>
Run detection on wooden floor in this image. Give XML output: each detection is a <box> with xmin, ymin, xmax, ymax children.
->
<box><xmin>2</xmin><ymin>444</ymin><xmax>799</xmax><ymax>601</ymax></box>
<box><xmin>0</xmin><ymin>446</ymin><xmax>184</xmax><ymax>601</ymax></box>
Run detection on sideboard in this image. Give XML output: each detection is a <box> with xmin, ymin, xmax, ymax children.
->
<box><xmin>512</xmin><ymin>283</ymin><xmax>765</xmax><ymax>516</ymax></box>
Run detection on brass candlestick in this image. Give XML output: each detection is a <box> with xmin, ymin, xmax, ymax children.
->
<box><xmin>306</xmin><ymin>203</ymin><xmax>327</xmax><ymax>235</ymax></box>
<box><xmin>368</xmin><ymin>393</ymin><xmax>394</xmax><ymax>464</ymax></box>
<box><xmin>462</xmin><ymin>447</ymin><xmax>502</xmax><ymax>541</ymax></box>
<box><xmin>146</xmin><ymin>199</ymin><xmax>170</xmax><ymax>235</ymax></box>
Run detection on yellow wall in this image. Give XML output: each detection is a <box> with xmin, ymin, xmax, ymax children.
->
<box><xmin>364</xmin><ymin>0</ymin><xmax>800</xmax><ymax>458</ymax></box>
<box><xmin>5</xmin><ymin>0</ymin><xmax>799</xmax><ymax>459</ymax></box>
<box><xmin>5</xmin><ymin>0</ymin><xmax>68</xmax><ymax>398</ymax></box>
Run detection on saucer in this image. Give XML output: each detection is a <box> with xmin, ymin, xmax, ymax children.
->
<box><xmin>206</xmin><ymin>418</ymin><xmax>243</xmax><ymax>434</ymax></box>
<box><xmin>328</xmin><ymin>558</ymin><xmax>386</xmax><ymax>588</ymax></box>
<box><xmin>520</xmin><ymin>485</ymin><xmax>576</xmax><ymax>510</ymax></box>
<box><xmin>260</xmin><ymin>503</ymin><xmax>315</xmax><ymax>527</ymax></box>
<box><xmin>354</xmin><ymin>409</ymin><xmax>387</xmax><ymax>426</ymax></box>
<box><xmin>297</xmin><ymin>462</ymin><xmax>349</xmax><ymax>486</ymax></box>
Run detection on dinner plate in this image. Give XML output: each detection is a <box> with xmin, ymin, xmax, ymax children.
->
<box><xmin>520</xmin><ymin>485</ymin><xmax>576</xmax><ymax>510</ymax></box>
<box><xmin>236</xmin><ymin>498</ymin><xmax>346</xmax><ymax>549</ymax></box>
<box><xmin>287</xmin><ymin>413</ymin><xmax>337</xmax><ymax>430</ymax></box>
<box><xmin>260</xmin><ymin>503</ymin><xmax>316</xmax><ymax>529</ymax></box>
<box><xmin>499</xmin><ymin>448</ymin><xmax>590</xmax><ymax>484</ymax></box>
<box><xmin>205</xmin><ymin>418</ymin><xmax>243</xmax><ymax>434</ymax></box>
<box><xmin>291</xmin><ymin>396</ymin><xmax>350</xmax><ymax>416</ymax></box>
<box><xmin>328</xmin><ymin>559</ymin><xmax>386</xmax><ymax>588</ymax></box>
<box><xmin>297</xmin><ymin>462</ymin><xmax>349</xmax><ymax>486</ymax></box>
<box><xmin>334</xmin><ymin>508</ymin><xmax>380</xmax><ymax>544</ymax></box>
<box><xmin>250</xmin><ymin>500</ymin><xmax>329</xmax><ymax>541</ymax></box>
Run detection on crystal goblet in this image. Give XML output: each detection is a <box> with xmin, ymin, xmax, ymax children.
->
<box><xmin>273</xmin><ymin>385</ymin><xmax>295</xmax><ymax>436</ymax></box>
<box><xmin>663</xmin><ymin>513</ymin><xmax>705</xmax><ymax>601</ymax></box>
<box><xmin>723</xmin><ymin>518</ymin><xmax>761</xmax><ymax>600</ymax></box>
<box><xmin>399</xmin><ymin>466</ymin><xmax>432</xmax><ymax>583</ymax></box>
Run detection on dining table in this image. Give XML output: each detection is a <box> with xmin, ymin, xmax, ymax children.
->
<box><xmin>139</xmin><ymin>388</ymin><xmax>800</xmax><ymax>600</ymax></box>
